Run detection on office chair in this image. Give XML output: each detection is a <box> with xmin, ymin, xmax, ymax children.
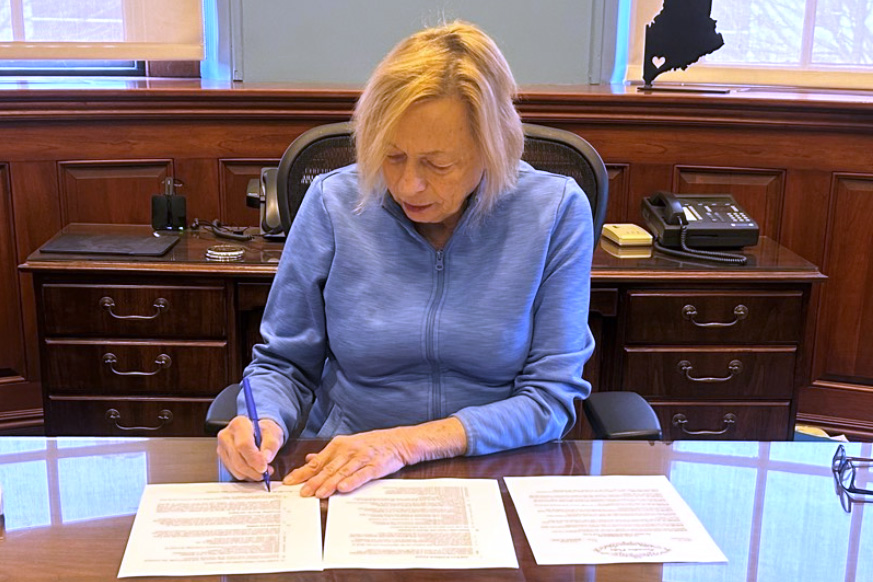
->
<box><xmin>204</xmin><ymin>122</ymin><xmax>661</xmax><ymax>440</ymax></box>
<box><xmin>272</xmin><ymin>121</ymin><xmax>610</xmax><ymax>242</ymax></box>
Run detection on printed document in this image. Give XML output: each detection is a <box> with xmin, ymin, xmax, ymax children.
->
<box><xmin>323</xmin><ymin>478</ymin><xmax>518</xmax><ymax>569</ymax></box>
<box><xmin>118</xmin><ymin>482</ymin><xmax>322</xmax><ymax>577</ymax></box>
<box><xmin>505</xmin><ymin>475</ymin><xmax>726</xmax><ymax>565</ymax></box>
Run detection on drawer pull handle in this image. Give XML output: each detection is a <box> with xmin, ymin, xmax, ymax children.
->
<box><xmin>99</xmin><ymin>296</ymin><xmax>169</xmax><ymax>320</ymax></box>
<box><xmin>677</xmin><ymin>359</ymin><xmax>743</xmax><ymax>383</ymax></box>
<box><xmin>105</xmin><ymin>408</ymin><xmax>173</xmax><ymax>431</ymax></box>
<box><xmin>682</xmin><ymin>304</ymin><xmax>748</xmax><ymax>328</ymax></box>
<box><xmin>102</xmin><ymin>353</ymin><xmax>172</xmax><ymax>376</ymax></box>
<box><xmin>672</xmin><ymin>413</ymin><xmax>737</xmax><ymax>436</ymax></box>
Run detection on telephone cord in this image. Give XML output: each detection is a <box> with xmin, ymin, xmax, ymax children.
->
<box><xmin>653</xmin><ymin>226</ymin><xmax>748</xmax><ymax>265</ymax></box>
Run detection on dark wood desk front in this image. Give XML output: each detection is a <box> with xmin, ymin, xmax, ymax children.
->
<box><xmin>21</xmin><ymin>224</ymin><xmax>824</xmax><ymax>440</ymax></box>
<box><xmin>0</xmin><ymin>437</ymin><xmax>868</xmax><ymax>581</ymax></box>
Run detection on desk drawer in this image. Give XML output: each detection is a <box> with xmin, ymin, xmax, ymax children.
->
<box><xmin>46</xmin><ymin>397</ymin><xmax>212</xmax><ymax>436</ymax></box>
<box><xmin>623</xmin><ymin>347</ymin><xmax>796</xmax><ymax>400</ymax></box>
<box><xmin>43</xmin><ymin>340</ymin><xmax>228</xmax><ymax>396</ymax></box>
<box><xmin>42</xmin><ymin>284</ymin><xmax>226</xmax><ymax>338</ymax></box>
<box><xmin>651</xmin><ymin>402</ymin><xmax>790</xmax><ymax>440</ymax></box>
<box><xmin>625</xmin><ymin>291</ymin><xmax>802</xmax><ymax>344</ymax></box>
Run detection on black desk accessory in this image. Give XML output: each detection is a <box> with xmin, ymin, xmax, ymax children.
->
<box><xmin>40</xmin><ymin>231</ymin><xmax>181</xmax><ymax>257</ymax></box>
<box><xmin>151</xmin><ymin>177</ymin><xmax>186</xmax><ymax>231</ymax></box>
<box><xmin>247</xmin><ymin>167</ymin><xmax>286</xmax><ymax>240</ymax></box>
<box><xmin>641</xmin><ymin>191</ymin><xmax>756</xmax><ymax>264</ymax></box>
<box><xmin>190</xmin><ymin>218</ymin><xmax>253</xmax><ymax>241</ymax></box>
<box><xmin>639</xmin><ymin>0</ymin><xmax>725</xmax><ymax>92</ymax></box>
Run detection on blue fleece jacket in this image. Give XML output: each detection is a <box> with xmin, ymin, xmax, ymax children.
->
<box><xmin>241</xmin><ymin>161</ymin><xmax>594</xmax><ymax>456</ymax></box>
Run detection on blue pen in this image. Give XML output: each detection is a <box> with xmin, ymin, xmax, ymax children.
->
<box><xmin>242</xmin><ymin>377</ymin><xmax>271</xmax><ymax>492</ymax></box>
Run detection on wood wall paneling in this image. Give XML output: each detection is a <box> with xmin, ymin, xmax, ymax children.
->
<box><xmin>10</xmin><ymin>161</ymin><xmax>62</xmax><ymax>390</ymax></box>
<box><xmin>1</xmin><ymin>87</ymin><xmax>871</xmax><ymax>437</ymax></box>
<box><xmin>0</xmin><ymin>164</ymin><xmax>42</xmax><ymax>427</ymax></box>
<box><xmin>814</xmin><ymin>175</ymin><xmax>873</xmax><ymax>385</ymax></box>
<box><xmin>58</xmin><ymin>161</ymin><xmax>172</xmax><ymax>224</ymax></box>
<box><xmin>174</xmin><ymin>158</ymin><xmax>221</xmax><ymax>227</ymax></box>
<box><xmin>675</xmin><ymin>167</ymin><xmax>785</xmax><ymax>239</ymax></box>
<box><xmin>605</xmin><ymin>164</ymin><xmax>629</xmax><ymax>224</ymax></box>
<box><xmin>0</xmin><ymin>165</ymin><xmax>25</xmax><ymax>381</ymax></box>
<box><xmin>626</xmin><ymin>163</ymin><xmax>673</xmax><ymax>224</ymax></box>
<box><xmin>0</xmin><ymin>121</ymin><xmax>318</xmax><ymax>161</ymax></box>
<box><xmin>10</xmin><ymin>160</ymin><xmax>63</xmax><ymax>260</ymax></box>
<box><xmin>779</xmin><ymin>170</ymin><xmax>832</xmax><ymax>268</ymax></box>
<box><xmin>798</xmin><ymin>384</ymin><xmax>873</xmax><ymax>439</ymax></box>
<box><xmin>220</xmin><ymin>160</ymin><xmax>279</xmax><ymax>227</ymax></box>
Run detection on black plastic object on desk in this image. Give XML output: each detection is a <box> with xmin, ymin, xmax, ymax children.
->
<box><xmin>151</xmin><ymin>177</ymin><xmax>186</xmax><ymax>230</ymax></box>
<box><xmin>40</xmin><ymin>231</ymin><xmax>181</xmax><ymax>257</ymax></box>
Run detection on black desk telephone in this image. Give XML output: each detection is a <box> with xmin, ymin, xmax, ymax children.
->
<box><xmin>641</xmin><ymin>191</ymin><xmax>759</xmax><ymax>264</ymax></box>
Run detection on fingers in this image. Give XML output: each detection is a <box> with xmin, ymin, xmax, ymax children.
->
<box><xmin>283</xmin><ymin>433</ymin><xmax>406</xmax><ymax>498</ymax></box>
<box><xmin>216</xmin><ymin>415</ymin><xmax>277</xmax><ymax>482</ymax></box>
<box><xmin>334</xmin><ymin>463</ymin><xmax>384</xmax><ymax>494</ymax></box>
<box><xmin>258</xmin><ymin>419</ymin><xmax>284</xmax><ymax>463</ymax></box>
<box><xmin>284</xmin><ymin>453</ymin><xmax>324</xmax><ymax>486</ymax></box>
<box><xmin>305</xmin><ymin>453</ymin><xmax>369</xmax><ymax>498</ymax></box>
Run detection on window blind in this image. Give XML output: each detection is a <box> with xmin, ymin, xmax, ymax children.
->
<box><xmin>0</xmin><ymin>0</ymin><xmax>203</xmax><ymax>61</ymax></box>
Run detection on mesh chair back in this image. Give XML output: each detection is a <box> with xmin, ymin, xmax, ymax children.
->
<box><xmin>519</xmin><ymin>123</ymin><xmax>608</xmax><ymax>240</ymax></box>
<box><xmin>277</xmin><ymin>124</ymin><xmax>356</xmax><ymax>235</ymax></box>
<box><xmin>276</xmin><ymin>121</ymin><xmax>608</xmax><ymax>239</ymax></box>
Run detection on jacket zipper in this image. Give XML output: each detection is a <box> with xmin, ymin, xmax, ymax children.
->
<box><xmin>426</xmin><ymin>249</ymin><xmax>445</xmax><ymax>420</ymax></box>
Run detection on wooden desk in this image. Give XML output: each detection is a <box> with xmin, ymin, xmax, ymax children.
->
<box><xmin>21</xmin><ymin>224</ymin><xmax>824</xmax><ymax>440</ymax></box>
<box><xmin>0</xmin><ymin>437</ymin><xmax>867</xmax><ymax>581</ymax></box>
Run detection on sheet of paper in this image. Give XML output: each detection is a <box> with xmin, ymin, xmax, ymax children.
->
<box><xmin>505</xmin><ymin>475</ymin><xmax>727</xmax><ymax>565</ymax></box>
<box><xmin>323</xmin><ymin>478</ymin><xmax>518</xmax><ymax>570</ymax></box>
<box><xmin>118</xmin><ymin>482</ymin><xmax>322</xmax><ymax>577</ymax></box>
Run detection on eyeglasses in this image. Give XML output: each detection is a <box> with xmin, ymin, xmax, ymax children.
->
<box><xmin>832</xmin><ymin>444</ymin><xmax>873</xmax><ymax>513</ymax></box>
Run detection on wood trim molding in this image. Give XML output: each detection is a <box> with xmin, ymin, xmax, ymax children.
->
<box><xmin>0</xmin><ymin>84</ymin><xmax>872</xmax><ymax>131</ymax></box>
<box><xmin>796</xmin><ymin>413</ymin><xmax>873</xmax><ymax>440</ymax></box>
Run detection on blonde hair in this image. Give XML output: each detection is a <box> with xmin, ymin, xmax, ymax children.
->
<box><xmin>353</xmin><ymin>21</ymin><xmax>524</xmax><ymax>219</ymax></box>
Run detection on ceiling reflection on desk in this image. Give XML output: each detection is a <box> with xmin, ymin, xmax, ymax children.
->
<box><xmin>0</xmin><ymin>438</ymin><xmax>147</xmax><ymax>531</ymax></box>
<box><xmin>660</xmin><ymin>441</ymin><xmax>873</xmax><ymax>582</ymax></box>
<box><xmin>0</xmin><ymin>437</ymin><xmax>871</xmax><ymax>582</ymax></box>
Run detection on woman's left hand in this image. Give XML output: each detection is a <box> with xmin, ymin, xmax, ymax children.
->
<box><xmin>283</xmin><ymin>417</ymin><xmax>467</xmax><ymax>497</ymax></box>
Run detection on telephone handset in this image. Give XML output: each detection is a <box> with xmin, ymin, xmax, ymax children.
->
<box><xmin>641</xmin><ymin>191</ymin><xmax>759</xmax><ymax>264</ymax></box>
<box><xmin>650</xmin><ymin>191</ymin><xmax>686</xmax><ymax>226</ymax></box>
<box><xmin>246</xmin><ymin>168</ymin><xmax>286</xmax><ymax>240</ymax></box>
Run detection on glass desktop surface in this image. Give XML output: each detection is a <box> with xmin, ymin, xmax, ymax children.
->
<box><xmin>591</xmin><ymin>236</ymin><xmax>821</xmax><ymax>277</ymax></box>
<box><xmin>24</xmin><ymin>223</ymin><xmax>285</xmax><ymax>272</ymax></box>
<box><xmin>24</xmin><ymin>224</ymin><xmax>823</xmax><ymax>280</ymax></box>
<box><xmin>0</xmin><ymin>437</ymin><xmax>868</xmax><ymax>582</ymax></box>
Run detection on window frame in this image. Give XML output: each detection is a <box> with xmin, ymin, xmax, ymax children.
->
<box><xmin>0</xmin><ymin>60</ymin><xmax>146</xmax><ymax>77</ymax></box>
<box><xmin>625</xmin><ymin>0</ymin><xmax>873</xmax><ymax>91</ymax></box>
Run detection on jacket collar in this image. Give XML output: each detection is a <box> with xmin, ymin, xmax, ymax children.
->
<box><xmin>380</xmin><ymin>189</ymin><xmax>480</xmax><ymax>248</ymax></box>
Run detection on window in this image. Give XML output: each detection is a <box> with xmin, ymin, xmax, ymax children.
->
<box><xmin>0</xmin><ymin>0</ymin><xmax>203</xmax><ymax>75</ymax></box>
<box><xmin>0</xmin><ymin>438</ymin><xmax>147</xmax><ymax>532</ymax></box>
<box><xmin>665</xmin><ymin>441</ymin><xmax>873</xmax><ymax>582</ymax></box>
<box><xmin>626</xmin><ymin>0</ymin><xmax>873</xmax><ymax>90</ymax></box>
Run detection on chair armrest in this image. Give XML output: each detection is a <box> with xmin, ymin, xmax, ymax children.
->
<box><xmin>204</xmin><ymin>383</ymin><xmax>242</xmax><ymax>436</ymax></box>
<box><xmin>582</xmin><ymin>391</ymin><xmax>662</xmax><ymax>440</ymax></box>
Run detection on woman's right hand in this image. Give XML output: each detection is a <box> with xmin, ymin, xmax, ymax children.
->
<box><xmin>216</xmin><ymin>416</ymin><xmax>284</xmax><ymax>482</ymax></box>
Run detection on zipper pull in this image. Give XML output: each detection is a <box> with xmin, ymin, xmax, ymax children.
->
<box><xmin>435</xmin><ymin>250</ymin><xmax>444</xmax><ymax>271</ymax></box>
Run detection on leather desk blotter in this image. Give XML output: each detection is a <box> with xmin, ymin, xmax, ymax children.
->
<box><xmin>40</xmin><ymin>232</ymin><xmax>181</xmax><ymax>257</ymax></box>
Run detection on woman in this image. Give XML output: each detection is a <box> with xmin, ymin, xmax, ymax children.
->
<box><xmin>217</xmin><ymin>20</ymin><xmax>595</xmax><ymax>498</ymax></box>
